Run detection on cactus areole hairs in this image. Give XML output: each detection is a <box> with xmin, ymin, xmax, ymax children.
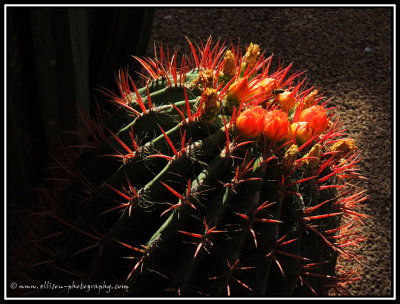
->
<box><xmin>13</xmin><ymin>36</ymin><xmax>368</xmax><ymax>297</ymax></box>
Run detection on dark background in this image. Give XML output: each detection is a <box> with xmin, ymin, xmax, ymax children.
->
<box><xmin>7</xmin><ymin>7</ymin><xmax>154</xmax><ymax>208</ymax></box>
<box><xmin>6</xmin><ymin>5</ymin><xmax>393</xmax><ymax>297</ymax></box>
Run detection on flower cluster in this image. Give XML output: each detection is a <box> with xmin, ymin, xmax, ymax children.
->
<box><xmin>216</xmin><ymin>42</ymin><xmax>331</xmax><ymax>148</ymax></box>
<box><xmin>235</xmin><ymin>103</ymin><xmax>329</xmax><ymax>145</ymax></box>
<box><xmin>236</xmin><ymin>106</ymin><xmax>290</xmax><ymax>143</ymax></box>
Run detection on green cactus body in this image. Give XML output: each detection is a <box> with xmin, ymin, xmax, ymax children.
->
<box><xmin>13</xmin><ymin>37</ymin><xmax>368</xmax><ymax>297</ymax></box>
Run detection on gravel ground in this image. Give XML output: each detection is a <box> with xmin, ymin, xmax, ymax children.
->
<box><xmin>146</xmin><ymin>6</ymin><xmax>393</xmax><ymax>297</ymax></box>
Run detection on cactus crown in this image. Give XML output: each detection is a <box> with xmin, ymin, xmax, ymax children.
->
<box><xmin>12</xmin><ymin>36</ymin><xmax>368</xmax><ymax>297</ymax></box>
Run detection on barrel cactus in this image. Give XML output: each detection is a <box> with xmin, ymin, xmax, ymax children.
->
<box><xmin>12</xmin><ymin>36</ymin><xmax>368</xmax><ymax>297</ymax></box>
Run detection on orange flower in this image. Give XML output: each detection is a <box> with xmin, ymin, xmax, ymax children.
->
<box><xmin>250</xmin><ymin>77</ymin><xmax>278</xmax><ymax>98</ymax></box>
<box><xmin>263</xmin><ymin>109</ymin><xmax>290</xmax><ymax>143</ymax></box>
<box><xmin>284</xmin><ymin>123</ymin><xmax>294</xmax><ymax>142</ymax></box>
<box><xmin>224</xmin><ymin>77</ymin><xmax>251</xmax><ymax>110</ymax></box>
<box><xmin>298</xmin><ymin>105</ymin><xmax>329</xmax><ymax>135</ymax></box>
<box><xmin>236</xmin><ymin>106</ymin><xmax>265</xmax><ymax>139</ymax></box>
<box><xmin>291</xmin><ymin>121</ymin><xmax>313</xmax><ymax>144</ymax></box>
<box><xmin>275</xmin><ymin>90</ymin><xmax>297</xmax><ymax>112</ymax></box>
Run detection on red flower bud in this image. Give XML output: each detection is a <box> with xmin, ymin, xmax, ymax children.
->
<box><xmin>291</xmin><ymin>121</ymin><xmax>313</xmax><ymax>144</ymax></box>
<box><xmin>250</xmin><ymin>77</ymin><xmax>278</xmax><ymax>98</ymax></box>
<box><xmin>298</xmin><ymin>105</ymin><xmax>329</xmax><ymax>135</ymax></box>
<box><xmin>236</xmin><ymin>106</ymin><xmax>265</xmax><ymax>139</ymax></box>
<box><xmin>263</xmin><ymin>109</ymin><xmax>290</xmax><ymax>143</ymax></box>
<box><xmin>275</xmin><ymin>90</ymin><xmax>297</xmax><ymax>112</ymax></box>
<box><xmin>226</xmin><ymin>77</ymin><xmax>251</xmax><ymax>105</ymax></box>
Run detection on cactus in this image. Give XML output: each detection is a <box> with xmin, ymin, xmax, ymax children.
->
<box><xmin>12</xmin><ymin>36</ymin><xmax>368</xmax><ymax>297</ymax></box>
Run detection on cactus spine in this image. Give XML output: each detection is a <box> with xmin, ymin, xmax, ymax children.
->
<box><xmin>12</xmin><ymin>36</ymin><xmax>368</xmax><ymax>297</ymax></box>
